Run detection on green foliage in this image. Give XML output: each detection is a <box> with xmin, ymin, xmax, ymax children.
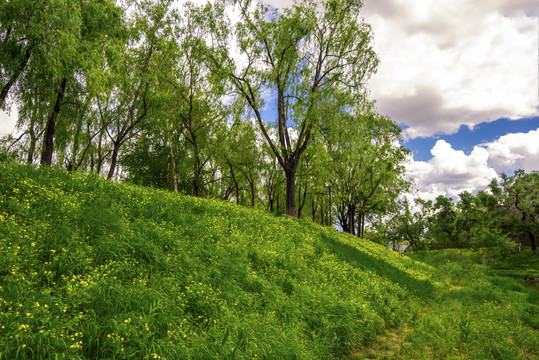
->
<box><xmin>325</xmin><ymin>110</ymin><xmax>410</xmax><ymax>236</ymax></box>
<box><xmin>375</xmin><ymin>171</ymin><xmax>539</xmax><ymax>255</ymax></box>
<box><xmin>0</xmin><ymin>162</ymin><xmax>437</xmax><ymax>359</ymax></box>
<box><xmin>207</xmin><ymin>0</ymin><xmax>380</xmax><ymax>217</ymax></box>
<box><xmin>398</xmin><ymin>250</ymin><xmax>539</xmax><ymax>360</ymax></box>
<box><xmin>480</xmin><ymin>250</ymin><xmax>539</xmax><ymax>280</ymax></box>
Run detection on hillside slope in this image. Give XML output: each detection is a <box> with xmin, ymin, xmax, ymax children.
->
<box><xmin>1</xmin><ymin>162</ymin><xmax>537</xmax><ymax>359</ymax></box>
<box><xmin>0</xmin><ymin>162</ymin><xmax>435</xmax><ymax>359</ymax></box>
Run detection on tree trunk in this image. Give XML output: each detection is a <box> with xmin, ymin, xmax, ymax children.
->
<box><xmin>285</xmin><ymin>167</ymin><xmax>297</xmax><ymax>217</ymax></box>
<box><xmin>338</xmin><ymin>205</ymin><xmax>348</xmax><ymax>231</ymax></box>
<box><xmin>74</xmin><ymin>124</ymin><xmax>99</xmax><ymax>172</ymax></box>
<box><xmin>226</xmin><ymin>158</ymin><xmax>239</xmax><ymax>204</ymax></box>
<box><xmin>96</xmin><ymin>134</ymin><xmax>104</xmax><ymax>174</ymax></box>
<box><xmin>357</xmin><ymin>213</ymin><xmax>365</xmax><ymax>238</ymax></box>
<box><xmin>107</xmin><ymin>142</ymin><xmax>121</xmax><ymax>179</ymax></box>
<box><xmin>297</xmin><ymin>184</ymin><xmax>307</xmax><ymax>218</ymax></box>
<box><xmin>269</xmin><ymin>195</ymin><xmax>274</xmax><ymax>212</ymax></box>
<box><xmin>68</xmin><ymin>119</ymin><xmax>82</xmax><ymax>171</ymax></box>
<box><xmin>347</xmin><ymin>205</ymin><xmax>355</xmax><ymax>235</ymax></box>
<box><xmin>529</xmin><ymin>231</ymin><xmax>538</xmax><ymax>256</ymax></box>
<box><xmin>167</xmin><ymin>138</ymin><xmax>178</xmax><ymax>193</ymax></box>
<box><xmin>26</xmin><ymin>117</ymin><xmax>37</xmax><ymax>164</ymax></box>
<box><xmin>362</xmin><ymin>215</ymin><xmax>365</xmax><ymax>238</ymax></box>
<box><xmin>250</xmin><ymin>179</ymin><xmax>255</xmax><ymax>207</ymax></box>
<box><xmin>40</xmin><ymin>77</ymin><xmax>67</xmax><ymax>166</ymax></box>
<box><xmin>193</xmin><ymin>166</ymin><xmax>201</xmax><ymax>198</ymax></box>
<box><xmin>311</xmin><ymin>197</ymin><xmax>318</xmax><ymax>222</ymax></box>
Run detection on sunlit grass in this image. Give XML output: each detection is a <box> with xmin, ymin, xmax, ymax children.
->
<box><xmin>1</xmin><ymin>163</ymin><xmax>537</xmax><ymax>359</ymax></box>
<box><xmin>0</xmin><ymin>162</ymin><xmax>433</xmax><ymax>359</ymax></box>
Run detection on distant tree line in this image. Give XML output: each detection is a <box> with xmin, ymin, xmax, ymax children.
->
<box><xmin>0</xmin><ymin>0</ymin><xmax>410</xmax><ymax>228</ymax></box>
<box><xmin>370</xmin><ymin>170</ymin><xmax>539</xmax><ymax>255</ymax></box>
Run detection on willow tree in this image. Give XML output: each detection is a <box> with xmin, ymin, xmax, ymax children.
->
<box><xmin>207</xmin><ymin>0</ymin><xmax>378</xmax><ymax>217</ymax></box>
<box><xmin>167</xmin><ymin>3</ymin><xmax>229</xmax><ymax>197</ymax></box>
<box><xmin>0</xmin><ymin>0</ymin><xmax>39</xmax><ymax>108</ymax></box>
<box><xmin>0</xmin><ymin>0</ymin><xmax>124</xmax><ymax>166</ymax></box>
<box><xmin>322</xmin><ymin>104</ymin><xmax>409</xmax><ymax>235</ymax></box>
<box><xmin>97</xmin><ymin>0</ymin><xmax>176</xmax><ymax>179</ymax></box>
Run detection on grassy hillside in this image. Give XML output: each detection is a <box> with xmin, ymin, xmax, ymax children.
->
<box><xmin>0</xmin><ymin>162</ymin><xmax>433</xmax><ymax>359</ymax></box>
<box><xmin>0</xmin><ymin>162</ymin><xmax>537</xmax><ymax>359</ymax></box>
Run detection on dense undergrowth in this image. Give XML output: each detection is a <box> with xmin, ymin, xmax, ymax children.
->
<box><xmin>1</xmin><ymin>162</ymin><xmax>537</xmax><ymax>359</ymax></box>
<box><xmin>0</xmin><ymin>162</ymin><xmax>434</xmax><ymax>359</ymax></box>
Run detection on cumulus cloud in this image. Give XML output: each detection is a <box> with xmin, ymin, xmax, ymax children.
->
<box><xmin>407</xmin><ymin>127</ymin><xmax>539</xmax><ymax>199</ymax></box>
<box><xmin>362</xmin><ymin>0</ymin><xmax>539</xmax><ymax>138</ymax></box>
<box><xmin>407</xmin><ymin>140</ymin><xmax>498</xmax><ymax>200</ymax></box>
<box><xmin>484</xmin><ymin>128</ymin><xmax>539</xmax><ymax>172</ymax></box>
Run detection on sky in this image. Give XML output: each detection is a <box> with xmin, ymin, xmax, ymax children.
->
<box><xmin>358</xmin><ymin>0</ymin><xmax>539</xmax><ymax>200</ymax></box>
<box><xmin>1</xmin><ymin>0</ymin><xmax>538</xmax><ymax>201</ymax></box>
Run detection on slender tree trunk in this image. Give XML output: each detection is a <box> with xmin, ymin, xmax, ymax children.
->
<box><xmin>107</xmin><ymin>142</ymin><xmax>121</xmax><ymax>179</ymax></box>
<box><xmin>74</xmin><ymin>124</ymin><xmax>99</xmax><ymax>172</ymax></box>
<box><xmin>226</xmin><ymin>158</ymin><xmax>239</xmax><ymax>204</ymax></box>
<box><xmin>357</xmin><ymin>213</ymin><xmax>365</xmax><ymax>238</ymax></box>
<box><xmin>250</xmin><ymin>179</ymin><xmax>255</xmax><ymax>207</ymax></box>
<box><xmin>311</xmin><ymin>197</ymin><xmax>318</xmax><ymax>222</ymax></box>
<box><xmin>171</xmin><ymin>159</ymin><xmax>178</xmax><ymax>193</ymax></box>
<box><xmin>96</xmin><ymin>134</ymin><xmax>103</xmax><ymax>174</ymax></box>
<box><xmin>297</xmin><ymin>184</ymin><xmax>307</xmax><ymax>218</ymax></box>
<box><xmin>26</xmin><ymin>117</ymin><xmax>37</xmax><ymax>164</ymax></box>
<box><xmin>285</xmin><ymin>168</ymin><xmax>297</xmax><ymax>217</ymax></box>
<box><xmin>40</xmin><ymin>77</ymin><xmax>67</xmax><ymax>165</ymax></box>
<box><xmin>167</xmin><ymin>137</ymin><xmax>178</xmax><ymax>192</ymax></box>
<box><xmin>347</xmin><ymin>205</ymin><xmax>355</xmax><ymax>235</ymax></box>
<box><xmin>68</xmin><ymin>119</ymin><xmax>82</xmax><ymax>171</ymax></box>
<box><xmin>338</xmin><ymin>205</ymin><xmax>348</xmax><ymax>232</ymax></box>
<box><xmin>362</xmin><ymin>215</ymin><xmax>365</xmax><ymax>238</ymax></box>
<box><xmin>529</xmin><ymin>231</ymin><xmax>538</xmax><ymax>255</ymax></box>
<box><xmin>193</xmin><ymin>166</ymin><xmax>201</xmax><ymax>198</ymax></box>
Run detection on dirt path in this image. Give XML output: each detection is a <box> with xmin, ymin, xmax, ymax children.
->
<box><xmin>350</xmin><ymin>328</ymin><xmax>412</xmax><ymax>360</ymax></box>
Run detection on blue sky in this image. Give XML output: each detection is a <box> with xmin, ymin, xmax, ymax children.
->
<box><xmin>404</xmin><ymin>117</ymin><xmax>539</xmax><ymax>162</ymax></box>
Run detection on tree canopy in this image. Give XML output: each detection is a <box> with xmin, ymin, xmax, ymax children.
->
<box><xmin>0</xmin><ymin>0</ymin><xmax>419</xmax><ymax>234</ymax></box>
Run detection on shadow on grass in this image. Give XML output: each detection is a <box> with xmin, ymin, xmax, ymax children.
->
<box><xmin>321</xmin><ymin>235</ymin><xmax>436</xmax><ymax>298</ymax></box>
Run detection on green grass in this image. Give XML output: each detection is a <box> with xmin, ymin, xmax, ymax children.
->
<box><xmin>481</xmin><ymin>250</ymin><xmax>539</xmax><ymax>280</ymax></box>
<box><xmin>364</xmin><ymin>249</ymin><xmax>538</xmax><ymax>360</ymax></box>
<box><xmin>1</xmin><ymin>162</ymin><xmax>537</xmax><ymax>359</ymax></box>
<box><xmin>0</xmin><ymin>162</ymin><xmax>435</xmax><ymax>359</ymax></box>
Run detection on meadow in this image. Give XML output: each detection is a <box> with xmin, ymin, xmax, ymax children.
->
<box><xmin>355</xmin><ymin>249</ymin><xmax>539</xmax><ymax>359</ymax></box>
<box><xmin>0</xmin><ymin>162</ymin><xmax>537</xmax><ymax>359</ymax></box>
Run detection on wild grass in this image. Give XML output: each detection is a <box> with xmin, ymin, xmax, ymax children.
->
<box><xmin>0</xmin><ymin>162</ymin><xmax>434</xmax><ymax>359</ymax></box>
<box><xmin>352</xmin><ymin>249</ymin><xmax>539</xmax><ymax>359</ymax></box>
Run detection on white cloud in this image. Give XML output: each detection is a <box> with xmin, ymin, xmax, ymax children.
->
<box><xmin>363</xmin><ymin>0</ymin><xmax>539</xmax><ymax>138</ymax></box>
<box><xmin>484</xmin><ymin>128</ymin><xmax>539</xmax><ymax>172</ymax></box>
<box><xmin>407</xmin><ymin>139</ymin><xmax>498</xmax><ymax>200</ymax></box>
<box><xmin>406</xmin><ymin>127</ymin><xmax>539</xmax><ymax>199</ymax></box>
